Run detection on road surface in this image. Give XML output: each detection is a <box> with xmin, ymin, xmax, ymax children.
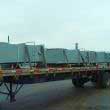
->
<box><xmin>0</xmin><ymin>80</ymin><xmax>110</xmax><ymax>110</ymax></box>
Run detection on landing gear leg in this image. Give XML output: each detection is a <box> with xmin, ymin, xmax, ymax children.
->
<box><xmin>0</xmin><ymin>81</ymin><xmax>23</xmax><ymax>102</ymax></box>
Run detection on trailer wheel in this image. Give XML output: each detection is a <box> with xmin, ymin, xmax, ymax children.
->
<box><xmin>72</xmin><ymin>78</ymin><xmax>84</xmax><ymax>88</ymax></box>
<box><xmin>96</xmin><ymin>72</ymin><xmax>110</xmax><ymax>88</ymax></box>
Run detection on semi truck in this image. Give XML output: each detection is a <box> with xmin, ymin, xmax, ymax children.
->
<box><xmin>0</xmin><ymin>42</ymin><xmax>110</xmax><ymax>102</ymax></box>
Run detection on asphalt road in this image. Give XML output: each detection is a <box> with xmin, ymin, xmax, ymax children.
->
<box><xmin>0</xmin><ymin>80</ymin><xmax>110</xmax><ymax>110</ymax></box>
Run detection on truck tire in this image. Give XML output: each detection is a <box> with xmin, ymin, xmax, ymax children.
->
<box><xmin>96</xmin><ymin>72</ymin><xmax>110</xmax><ymax>88</ymax></box>
<box><xmin>72</xmin><ymin>78</ymin><xmax>84</xmax><ymax>88</ymax></box>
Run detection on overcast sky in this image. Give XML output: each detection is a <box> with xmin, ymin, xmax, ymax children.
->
<box><xmin>0</xmin><ymin>0</ymin><xmax>110</xmax><ymax>51</ymax></box>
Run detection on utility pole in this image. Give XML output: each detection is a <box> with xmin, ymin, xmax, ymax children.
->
<box><xmin>8</xmin><ymin>35</ymin><xmax>10</xmax><ymax>43</ymax></box>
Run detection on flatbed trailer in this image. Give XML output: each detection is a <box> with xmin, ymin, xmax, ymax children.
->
<box><xmin>0</xmin><ymin>66</ymin><xmax>110</xmax><ymax>102</ymax></box>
